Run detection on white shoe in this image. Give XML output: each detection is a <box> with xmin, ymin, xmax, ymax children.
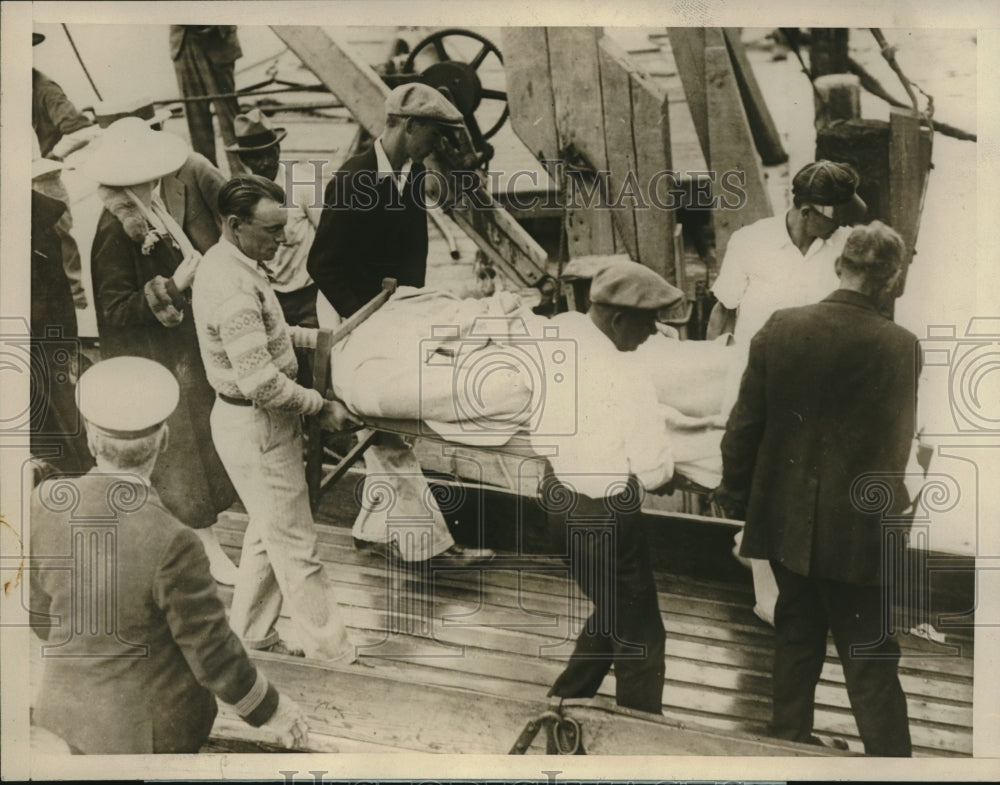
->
<box><xmin>194</xmin><ymin>526</ymin><xmax>240</xmax><ymax>585</ymax></box>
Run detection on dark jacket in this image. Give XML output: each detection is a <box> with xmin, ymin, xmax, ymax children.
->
<box><xmin>31</xmin><ymin>474</ymin><xmax>277</xmax><ymax>753</ymax></box>
<box><xmin>721</xmin><ymin>289</ymin><xmax>920</xmax><ymax>585</ymax></box>
<box><xmin>307</xmin><ymin>146</ymin><xmax>429</xmax><ymax>317</ymax></box>
<box><xmin>91</xmin><ymin>208</ymin><xmax>235</xmax><ymax>526</ymax></box>
<box><xmin>32</xmin><ymin>69</ymin><xmax>93</xmax><ymax>158</ymax></box>
<box><xmin>168</xmin><ymin>25</ymin><xmax>242</xmax><ymax>63</ymax></box>
<box><xmin>162</xmin><ymin>153</ymin><xmax>226</xmax><ymax>254</ymax></box>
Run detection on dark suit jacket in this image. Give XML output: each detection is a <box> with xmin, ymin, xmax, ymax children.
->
<box><xmin>307</xmin><ymin>146</ymin><xmax>429</xmax><ymax>317</ymax></box>
<box><xmin>169</xmin><ymin>25</ymin><xmax>242</xmax><ymax>63</ymax></box>
<box><xmin>163</xmin><ymin>153</ymin><xmax>226</xmax><ymax>254</ymax></box>
<box><xmin>30</xmin><ymin>473</ymin><xmax>277</xmax><ymax>753</ymax></box>
<box><xmin>721</xmin><ymin>289</ymin><xmax>920</xmax><ymax>585</ymax></box>
<box><xmin>32</xmin><ymin>69</ymin><xmax>94</xmax><ymax>158</ymax></box>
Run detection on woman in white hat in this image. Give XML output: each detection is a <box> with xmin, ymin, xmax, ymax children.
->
<box><xmin>83</xmin><ymin>117</ymin><xmax>238</xmax><ymax>583</ymax></box>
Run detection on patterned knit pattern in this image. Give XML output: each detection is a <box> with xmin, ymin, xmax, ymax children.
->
<box><xmin>192</xmin><ymin>239</ymin><xmax>323</xmax><ymax>415</ymax></box>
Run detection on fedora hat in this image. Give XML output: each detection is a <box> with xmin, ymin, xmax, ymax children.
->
<box><xmin>225</xmin><ymin>108</ymin><xmax>286</xmax><ymax>152</ymax></box>
<box><xmin>93</xmin><ymin>96</ymin><xmax>173</xmax><ymax>129</ymax></box>
<box><xmin>81</xmin><ymin>117</ymin><xmax>188</xmax><ymax>187</ymax></box>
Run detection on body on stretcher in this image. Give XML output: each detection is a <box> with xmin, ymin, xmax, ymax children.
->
<box><xmin>304</xmin><ymin>279</ymin><xmax>735</xmax><ymax>523</ymax></box>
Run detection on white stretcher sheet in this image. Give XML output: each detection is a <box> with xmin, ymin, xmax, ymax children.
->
<box><xmin>329</xmin><ymin>288</ymin><xmax>740</xmax><ymax>489</ymax></box>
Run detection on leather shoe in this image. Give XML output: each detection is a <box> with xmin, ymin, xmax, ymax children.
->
<box><xmin>430</xmin><ymin>544</ymin><xmax>495</xmax><ymax>567</ymax></box>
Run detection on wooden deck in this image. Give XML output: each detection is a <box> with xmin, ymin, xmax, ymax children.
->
<box><xmin>211</xmin><ymin>475</ymin><xmax>974</xmax><ymax>757</ymax></box>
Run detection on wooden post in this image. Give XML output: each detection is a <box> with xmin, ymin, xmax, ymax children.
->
<box><xmin>723</xmin><ymin>28</ymin><xmax>788</xmax><ymax>166</ymax></box>
<box><xmin>705</xmin><ymin>45</ymin><xmax>772</xmax><ymax>261</ymax></box>
<box><xmin>809</xmin><ymin>28</ymin><xmax>851</xmax><ymax>77</ymax></box>
<box><xmin>598</xmin><ymin>36</ymin><xmax>640</xmax><ymax>261</ymax></box>
<box><xmin>888</xmin><ymin>107</ymin><xmax>932</xmax><ymax>299</ymax></box>
<box><xmin>814</xmin><ymin>73</ymin><xmax>861</xmax><ymax>129</ymax></box>
<box><xmin>501</xmin><ymin>28</ymin><xmax>559</xmax><ymax>163</ymax></box>
<box><xmin>547</xmin><ymin>27</ymin><xmax>617</xmax><ymax>258</ymax></box>
<box><xmin>631</xmin><ymin>70</ymin><xmax>675</xmax><ymax>282</ymax></box>
<box><xmin>666</xmin><ymin>27</ymin><xmax>725</xmax><ymax>164</ymax></box>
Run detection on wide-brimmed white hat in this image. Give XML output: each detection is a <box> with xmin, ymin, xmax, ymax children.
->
<box><xmin>81</xmin><ymin>116</ymin><xmax>188</xmax><ymax>187</ymax></box>
<box><xmin>93</xmin><ymin>95</ymin><xmax>173</xmax><ymax>129</ymax></box>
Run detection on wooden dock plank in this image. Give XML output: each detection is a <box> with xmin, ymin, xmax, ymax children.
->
<box><xmin>215</xmin><ymin>511</ymin><xmax>972</xmax><ymax>755</ymax></box>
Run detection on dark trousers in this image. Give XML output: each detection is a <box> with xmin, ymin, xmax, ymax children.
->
<box><xmin>275</xmin><ymin>283</ymin><xmax>319</xmax><ymax>329</ymax></box>
<box><xmin>547</xmin><ymin>475</ymin><xmax>665</xmax><ymax>714</ymax></box>
<box><xmin>173</xmin><ymin>43</ymin><xmax>243</xmax><ymax>176</ymax></box>
<box><xmin>770</xmin><ymin>561</ymin><xmax>912</xmax><ymax>756</ymax></box>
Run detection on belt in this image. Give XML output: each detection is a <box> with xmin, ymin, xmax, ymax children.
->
<box><xmin>218</xmin><ymin>392</ymin><xmax>253</xmax><ymax>407</ymax></box>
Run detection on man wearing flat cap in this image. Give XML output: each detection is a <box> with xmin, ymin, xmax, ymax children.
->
<box><xmin>719</xmin><ymin>221</ymin><xmax>918</xmax><ymax>755</ymax></box>
<box><xmin>307</xmin><ymin>83</ymin><xmax>494</xmax><ymax>567</ymax></box>
<box><xmin>29</xmin><ymin>357</ymin><xmax>308</xmax><ymax>753</ymax></box>
<box><xmin>710</xmin><ymin>159</ymin><xmax>868</xmax><ymax>626</ymax></box>
<box><xmin>532</xmin><ymin>260</ymin><xmax>681</xmax><ymax>714</ymax></box>
<box><xmin>228</xmin><ymin>109</ymin><xmax>320</xmax><ymax>328</ymax></box>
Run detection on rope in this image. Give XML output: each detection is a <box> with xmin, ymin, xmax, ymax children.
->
<box><xmin>62</xmin><ymin>24</ymin><xmax>102</xmax><ymax>101</ymax></box>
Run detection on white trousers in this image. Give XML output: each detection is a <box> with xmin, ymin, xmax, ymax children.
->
<box><xmin>211</xmin><ymin>400</ymin><xmax>354</xmax><ymax>661</ymax></box>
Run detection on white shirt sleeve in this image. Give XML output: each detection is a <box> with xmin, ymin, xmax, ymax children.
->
<box><xmin>711</xmin><ymin>228</ymin><xmax>750</xmax><ymax>310</ymax></box>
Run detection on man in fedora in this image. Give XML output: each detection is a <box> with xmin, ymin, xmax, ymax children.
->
<box><xmin>30</xmin><ymin>357</ymin><xmax>308</xmax><ymax>753</ymax></box>
<box><xmin>228</xmin><ymin>109</ymin><xmax>320</xmax><ymax>327</ymax></box>
<box><xmin>32</xmin><ymin>30</ymin><xmax>98</xmax><ymax>309</ymax></box>
<box><xmin>93</xmin><ymin>95</ymin><xmax>229</xmax><ymax>255</ymax></box>
<box><xmin>306</xmin><ymin>84</ymin><xmax>494</xmax><ymax>567</ymax></box>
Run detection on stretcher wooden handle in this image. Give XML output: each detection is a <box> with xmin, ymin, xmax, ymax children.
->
<box><xmin>306</xmin><ymin>278</ymin><xmax>397</xmax><ymax>511</ymax></box>
<box><xmin>328</xmin><ymin>277</ymin><xmax>398</xmax><ymax>349</ymax></box>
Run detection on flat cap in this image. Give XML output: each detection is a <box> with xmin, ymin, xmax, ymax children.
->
<box><xmin>589</xmin><ymin>261</ymin><xmax>683</xmax><ymax>311</ymax></box>
<box><xmin>78</xmin><ymin>357</ymin><xmax>179</xmax><ymax>438</ymax></box>
<box><xmin>385</xmin><ymin>83</ymin><xmax>464</xmax><ymax>127</ymax></box>
<box><xmin>792</xmin><ymin>159</ymin><xmax>867</xmax><ymax>225</ymax></box>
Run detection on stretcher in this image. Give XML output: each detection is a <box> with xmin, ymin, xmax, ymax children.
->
<box><xmin>303</xmin><ymin>278</ymin><xmax>726</xmax><ymax>519</ymax></box>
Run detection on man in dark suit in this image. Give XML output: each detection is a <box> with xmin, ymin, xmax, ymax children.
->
<box><xmin>162</xmin><ymin>152</ymin><xmax>227</xmax><ymax>253</ymax></box>
<box><xmin>718</xmin><ymin>220</ymin><xmax>919</xmax><ymax>756</ymax></box>
<box><xmin>30</xmin><ymin>357</ymin><xmax>308</xmax><ymax>753</ymax></box>
<box><xmin>307</xmin><ymin>82</ymin><xmax>464</xmax><ymax>319</ymax></box>
<box><xmin>306</xmin><ymin>84</ymin><xmax>493</xmax><ymax>567</ymax></box>
<box><xmin>169</xmin><ymin>25</ymin><xmax>244</xmax><ymax>175</ymax></box>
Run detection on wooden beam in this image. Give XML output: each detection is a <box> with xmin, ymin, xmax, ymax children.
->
<box><xmin>888</xmin><ymin>107</ymin><xmax>932</xmax><ymax>307</ymax></box>
<box><xmin>723</xmin><ymin>28</ymin><xmax>788</xmax><ymax>166</ymax></box>
<box><xmin>501</xmin><ymin>28</ymin><xmax>559</xmax><ymax>163</ymax></box>
<box><xmin>889</xmin><ymin>108</ymin><xmax>930</xmax><ymax>260</ymax></box>
<box><xmin>666</xmin><ymin>27</ymin><xmax>724</xmax><ymax>164</ymax></box>
<box><xmin>705</xmin><ymin>45</ymin><xmax>773</xmax><ymax>261</ymax></box>
<box><xmin>271</xmin><ymin>25</ymin><xmax>551</xmax><ymax>289</ymax></box>
<box><xmin>598</xmin><ymin>36</ymin><xmax>640</xmax><ymax>261</ymax></box>
<box><xmin>547</xmin><ymin>27</ymin><xmax>617</xmax><ymax>257</ymax></box>
<box><xmin>631</xmin><ymin>69</ymin><xmax>675</xmax><ymax>282</ymax></box>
